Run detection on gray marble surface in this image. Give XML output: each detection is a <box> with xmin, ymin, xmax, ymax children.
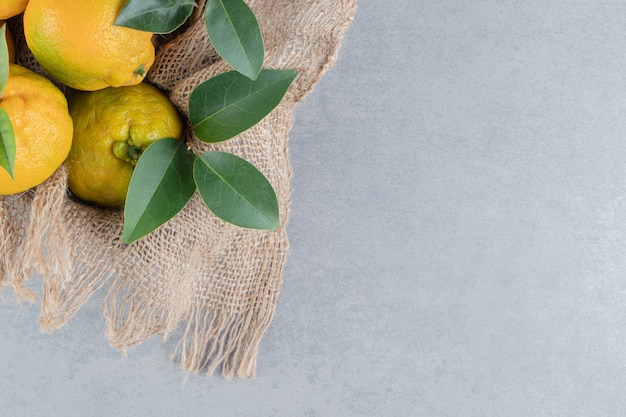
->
<box><xmin>3</xmin><ymin>1</ymin><xmax>626</xmax><ymax>416</ymax></box>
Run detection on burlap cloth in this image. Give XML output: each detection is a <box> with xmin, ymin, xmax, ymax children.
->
<box><xmin>0</xmin><ymin>0</ymin><xmax>356</xmax><ymax>378</ymax></box>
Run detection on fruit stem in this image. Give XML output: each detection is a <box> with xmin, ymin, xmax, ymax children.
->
<box><xmin>133</xmin><ymin>65</ymin><xmax>146</xmax><ymax>78</ymax></box>
<box><xmin>127</xmin><ymin>145</ymin><xmax>141</xmax><ymax>161</ymax></box>
<box><xmin>112</xmin><ymin>141</ymin><xmax>142</xmax><ymax>166</ymax></box>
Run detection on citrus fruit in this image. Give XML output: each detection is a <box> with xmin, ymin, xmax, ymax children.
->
<box><xmin>0</xmin><ymin>64</ymin><xmax>73</xmax><ymax>195</ymax></box>
<box><xmin>66</xmin><ymin>83</ymin><xmax>184</xmax><ymax>208</ymax></box>
<box><xmin>0</xmin><ymin>0</ymin><xmax>28</xmax><ymax>20</ymax></box>
<box><xmin>23</xmin><ymin>0</ymin><xmax>155</xmax><ymax>91</ymax></box>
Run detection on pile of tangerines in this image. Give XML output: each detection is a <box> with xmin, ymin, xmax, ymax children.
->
<box><xmin>0</xmin><ymin>0</ymin><xmax>183</xmax><ymax>208</ymax></box>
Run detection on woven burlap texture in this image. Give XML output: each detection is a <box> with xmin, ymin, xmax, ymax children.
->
<box><xmin>0</xmin><ymin>0</ymin><xmax>356</xmax><ymax>378</ymax></box>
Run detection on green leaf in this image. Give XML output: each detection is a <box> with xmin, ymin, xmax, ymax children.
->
<box><xmin>189</xmin><ymin>69</ymin><xmax>297</xmax><ymax>143</ymax></box>
<box><xmin>115</xmin><ymin>0</ymin><xmax>196</xmax><ymax>34</ymax></box>
<box><xmin>205</xmin><ymin>0</ymin><xmax>264</xmax><ymax>79</ymax></box>
<box><xmin>122</xmin><ymin>138</ymin><xmax>196</xmax><ymax>244</ymax></box>
<box><xmin>0</xmin><ymin>25</ymin><xmax>13</xmax><ymax>180</ymax></box>
<box><xmin>194</xmin><ymin>151</ymin><xmax>279</xmax><ymax>230</ymax></box>
<box><xmin>0</xmin><ymin>24</ymin><xmax>9</xmax><ymax>94</ymax></box>
<box><xmin>0</xmin><ymin>108</ymin><xmax>15</xmax><ymax>180</ymax></box>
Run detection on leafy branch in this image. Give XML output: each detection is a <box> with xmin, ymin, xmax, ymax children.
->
<box><xmin>115</xmin><ymin>0</ymin><xmax>296</xmax><ymax>244</ymax></box>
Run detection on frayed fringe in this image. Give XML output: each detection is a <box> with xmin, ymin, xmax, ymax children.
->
<box><xmin>25</xmin><ymin>167</ymin><xmax>71</xmax><ymax>288</ymax></box>
<box><xmin>0</xmin><ymin>190</ymin><xmax>36</xmax><ymax>302</ymax></box>
<box><xmin>103</xmin><ymin>274</ymin><xmax>190</xmax><ymax>356</ymax></box>
<box><xmin>172</xmin><ymin>297</ymin><xmax>278</xmax><ymax>378</ymax></box>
